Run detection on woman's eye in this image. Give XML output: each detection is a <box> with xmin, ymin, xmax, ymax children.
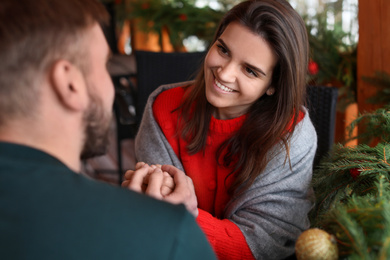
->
<box><xmin>217</xmin><ymin>44</ymin><xmax>229</xmax><ymax>56</ymax></box>
<box><xmin>245</xmin><ymin>67</ymin><xmax>258</xmax><ymax>77</ymax></box>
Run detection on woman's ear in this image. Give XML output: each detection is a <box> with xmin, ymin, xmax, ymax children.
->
<box><xmin>50</xmin><ymin>60</ymin><xmax>88</xmax><ymax>111</ymax></box>
<box><xmin>266</xmin><ymin>87</ymin><xmax>275</xmax><ymax>96</ymax></box>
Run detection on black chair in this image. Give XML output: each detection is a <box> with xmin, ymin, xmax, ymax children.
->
<box><xmin>101</xmin><ymin>3</ymin><xmax>138</xmax><ymax>183</ymax></box>
<box><xmin>112</xmin><ymin>75</ymin><xmax>138</xmax><ymax>182</ymax></box>
<box><xmin>306</xmin><ymin>85</ymin><xmax>338</xmax><ymax>168</ymax></box>
<box><xmin>109</xmin><ymin>51</ymin><xmax>205</xmax><ymax>182</ymax></box>
<box><xmin>134</xmin><ymin>50</ymin><xmax>206</xmax><ymax>124</ymax></box>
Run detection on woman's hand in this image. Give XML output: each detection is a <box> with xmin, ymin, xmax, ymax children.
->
<box><xmin>122</xmin><ymin>162</ymin><xmax>175</xmax><ymax>198</ymax></box>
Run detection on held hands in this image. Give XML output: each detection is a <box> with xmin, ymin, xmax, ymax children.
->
<box><xmin>122</xmin><ymin>162</ymin><xmax>174</xmax><ymax>197</ymax></box>
<box><xmin>122</xmin><ymin>162</ymin><xmax>199</xmax><ymax>217</ymax></box>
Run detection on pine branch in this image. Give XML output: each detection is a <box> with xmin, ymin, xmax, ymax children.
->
<box><xmin>309</xmin><ymin>98</ymin><xmax>390</xmax><ymax>258</ymax></box>
<box><xmin>310</xmin><ymin>143</ymin><xmax>390</xmax><ymax>223</ymax></box>
<box><xmin>314</xmin><ymin>177</ymin><xmax>390</xmax><ymax>259</ymax></box>
<box><xmin>346</xmin><ymin>105</ymin><xmax>390</xmax><ymax>144</ymax></box>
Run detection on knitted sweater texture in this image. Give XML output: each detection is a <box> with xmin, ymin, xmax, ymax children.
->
<box><xmin>153</xmin><ymin>86</ymin><xmax>254</xmax><ymax>259</ymax></box>
<box><xmin>135</xmin><ymin>82</ymin><xmax>317</xmax><ymax>260</ymax></box>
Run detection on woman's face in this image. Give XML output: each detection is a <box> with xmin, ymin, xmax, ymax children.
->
<box><xmin>204</xmin><ymin>22</ymin><xmax>277</xmax><ymax>120</ymax></box>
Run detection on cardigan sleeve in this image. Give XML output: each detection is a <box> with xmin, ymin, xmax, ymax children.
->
<box><xmin>197</xmin><ymin>209</ymin><xmax>255</xmax><ymax>259</ymax></box>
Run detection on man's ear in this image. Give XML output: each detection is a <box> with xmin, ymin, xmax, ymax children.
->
<box><xmin>50</xmin><ymin>60</ymin><xmax>88</xmax><ymax>111</ymax></box>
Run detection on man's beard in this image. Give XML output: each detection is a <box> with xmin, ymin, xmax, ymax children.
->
<box><xmin>80</xmin><ymin>91</ymin><xmax>112</xmax><ymax>160</ymax></box>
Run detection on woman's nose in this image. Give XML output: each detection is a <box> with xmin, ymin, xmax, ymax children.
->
<box><xmin>217</xmin><ymin>61</ymin><xmax>237</xmax><ymax>83</ymax></box>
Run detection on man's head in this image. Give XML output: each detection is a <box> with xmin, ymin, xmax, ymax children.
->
<box><xmin>0</xmin><ymin>0</ymin><xmax>114</xmax><ymax>160</ymax></box>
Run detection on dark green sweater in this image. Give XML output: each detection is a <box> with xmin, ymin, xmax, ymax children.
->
<box><xmin>0</xmin><ymin>142</ymin><xmax>216</xmax><ymax>260</ymax></box>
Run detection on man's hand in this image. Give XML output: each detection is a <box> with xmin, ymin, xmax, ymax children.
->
<box><xmin>122</xmin><ymin>163</ymin><xmax>198</xmax><ymax>217</ymax></box>
<box><xmin>160</xmin><ymin>165</ymin><xmax>198</xmax><ymax>217</ymax></box>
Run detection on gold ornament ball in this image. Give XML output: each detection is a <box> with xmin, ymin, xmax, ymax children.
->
<box><xmin>295</xmin><ymin>228</ymin><xmax>338</xmax><ymax>260</ymax></box>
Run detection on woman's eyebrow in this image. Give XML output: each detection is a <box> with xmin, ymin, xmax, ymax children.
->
<box><xmin>218</xmin><ymin>39</ymin><xmax>267</xmax><ymax>77</ymax></box>
<box><xmin>217</xmin><ymin>39</ymin><xmax>230</xmax><ymax>53</ymax></box>
<box><xmin>245</xmin><ymin>63</ymin><xmax>267</xmax><ymax>77</ymax></box>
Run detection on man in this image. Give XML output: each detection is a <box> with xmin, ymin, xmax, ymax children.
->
<box><xmin>0</xmin><ymin>0</ymin><xmax>216</xmax><ymax>259</ymax></box>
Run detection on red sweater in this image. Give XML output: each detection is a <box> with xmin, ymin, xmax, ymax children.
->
<box><xmin>153</xmin><ymin>87</ymin><xmax>254</xmax><ymax>259</ymax></box>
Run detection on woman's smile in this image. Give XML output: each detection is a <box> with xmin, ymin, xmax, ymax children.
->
<box><xmin>214</xmin><ymin>78</ymin><xmax>235</xmax><ymax>93</ymax></box>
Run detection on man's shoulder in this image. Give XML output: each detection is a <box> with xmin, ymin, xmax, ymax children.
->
<box><xmin>0</xmin><ymin>170</ymin><xmax>214</xmax><ymax>259</ymax></box>
<box><xmin>0</xmin><ymin>142</ymin><xmax>215</xmax><ymax>259</ymax></box>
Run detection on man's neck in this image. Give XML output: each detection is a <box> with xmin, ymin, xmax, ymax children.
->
<box><xmin>0</xmin><ymin>120</ymin><xmax>82</xmax><ymax>172</ymax></box>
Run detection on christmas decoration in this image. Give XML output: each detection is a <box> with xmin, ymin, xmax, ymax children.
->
<box><xmin>295</xmin><ymin>228</ymin><xmax>338</xmax><ymax>260</ymax></box>
<box><xmin>308</xmin><ymin>60</ymin><xmax>319</xmax><ymax>75</ymax></box>
<box><xmin>346</xmin><ymin>104</ymin><xmax>390</xmax><ymax>145</ymax></box>
<box><xmin>313</xmin><ymin>177</ymin><xmax>390</xmax><ymax>259</ymax></box>
<box><xmin>304</xmin><ymin>11</ymin><xmax>357</xmax><ymax>111</ymax></box>
<box><xmin>349</xmin><ymin>168</ymin><xmax>360</xmax><ymax>180</ymax></box>
<box><xmin>308</xmin><ymin>103</ymin><xmax>390</xmax><ymax>259</ymax></box>
<box><xmin>115</xmin><ymin>0</ymin><xmax>226</xmax><ymax>50</ymax></box>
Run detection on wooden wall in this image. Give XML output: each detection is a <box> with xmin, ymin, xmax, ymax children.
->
<box><xmin>357</xmin><ymin>0</ymin><xmax>390</xmax><ymax>113</ymax></box>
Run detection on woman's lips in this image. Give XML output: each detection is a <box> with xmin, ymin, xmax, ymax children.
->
<box><xmin>214</xmin><ymin>79</ymin><xmax>234</xmax><ymax>92</ymax></box>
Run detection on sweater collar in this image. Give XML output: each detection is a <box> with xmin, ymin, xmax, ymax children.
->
<box><xmin>209</xmin><ymin>114</ymin><xmax>247</xmax><ymax>134</ymax></box>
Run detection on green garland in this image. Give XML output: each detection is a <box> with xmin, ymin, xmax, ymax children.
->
<box><xmin>305</xmin><ymin>11</ymin><xmax>357</xmax><ymax>110</ymax></box>
<box><xmin>318</xmin><ymin>178</ymin><xmax>390</xmax><ymax>259</ymax></box>
<box><xmin>118</xmin><ymin>0</ymin><xmax>225</xmax><ymax>50</ymax></box>
<box><xmin>310</xmin><ymin>102</ymin><xmax>390</xmax><ymax>258</ymax></box>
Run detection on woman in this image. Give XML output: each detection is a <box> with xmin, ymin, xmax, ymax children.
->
<box><xmin>127</xmin><ymin>0</ymin><xmax>317</xmax><ymax>259</ymax></box>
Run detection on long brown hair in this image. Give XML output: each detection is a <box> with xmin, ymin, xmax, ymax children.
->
<box><xmin>178</xmin><ymin>0</ymin><xmax>309</xmax><ymax>195</ymax></box>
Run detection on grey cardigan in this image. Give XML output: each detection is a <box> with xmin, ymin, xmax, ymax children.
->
<box><xmin>135</xmin><ymin>82</ymin><xmax>317</xmax><ymax>260</ymax></box>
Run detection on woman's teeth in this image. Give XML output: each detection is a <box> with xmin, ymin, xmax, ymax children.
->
<box><xmin>215</xmin><ymin>80</ymin><xmax>234</xmax><ymax>92</ymax></box>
